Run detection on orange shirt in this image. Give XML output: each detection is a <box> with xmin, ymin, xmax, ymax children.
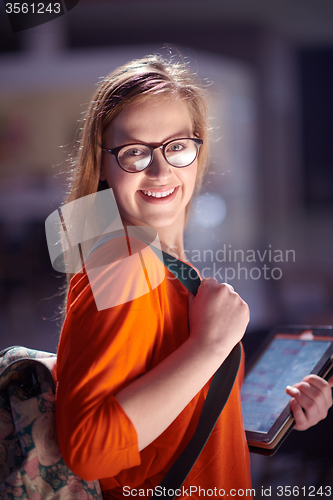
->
<box><xmin>56</xmin><ymin>238</ymin><xmax>251</xmax><ymax>498</ymax></box>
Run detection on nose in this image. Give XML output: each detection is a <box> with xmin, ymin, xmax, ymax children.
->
<box><xmin>146</xmin><ymin>147</ymin><xmax>173</xmax><ymax>181</ymax></box>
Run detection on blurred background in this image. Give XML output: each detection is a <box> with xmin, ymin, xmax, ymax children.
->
<box><xmin>1</xmin><ymin>0</ymin><xmax>333</xmax><ymax>494</ymax></box>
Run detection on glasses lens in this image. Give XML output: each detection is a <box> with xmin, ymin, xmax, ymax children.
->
<box><xmin>118</xmin><ymin>145</ymin><xmax>151</xmax><ymax>172</ymax></box>
<box><xmin>165</xmin><ymin>139</ymin><xmax>198</xmax><ymax>167</ymax></box>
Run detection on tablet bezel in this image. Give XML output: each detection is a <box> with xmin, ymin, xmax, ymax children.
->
<box><xmin>242</xmin><ymin>325</ymin><xmax>333</xmax><ymax>456</ymax></box>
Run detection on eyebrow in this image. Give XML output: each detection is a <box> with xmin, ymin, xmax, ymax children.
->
<box><xmin>113</xmin><ymin>130</ymin><xmax>195</xmax><ymax>146</ymax></box>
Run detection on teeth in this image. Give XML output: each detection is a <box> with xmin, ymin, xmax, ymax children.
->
<box><xmin>141</xmin><ymin>188</ymin><xmax>176</xmax><ymax>198</ymax></box>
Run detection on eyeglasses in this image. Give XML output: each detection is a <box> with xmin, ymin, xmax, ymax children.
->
<box><xmin>102</xmin><ymin>137</ymin><xmax>203</xmax><ymax>173</ymax></box>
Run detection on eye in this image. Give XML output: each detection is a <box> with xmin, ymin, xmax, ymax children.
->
<box><xmin>124</xmin><ymin>147</ymin><xmax>144</xmax><ymax>157</ymax></box>
<box><xmin>118</xmin><ymin>144</ymin><xmax>151</xmax><ymax>171</ymax></box>
<box><xmin>168</xmin><ymin>142</ymin><xmax>186</xmax><ymax>152</ymax></box>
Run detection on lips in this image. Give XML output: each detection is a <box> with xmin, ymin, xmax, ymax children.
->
<box><xmin>141</xmin><ymin>187</ymin><xmax>176</xmax><ymax>198</ymax></box>
<box><xmin>138</xmin><ymin>186</ymin><xmax>179</xmax><ymax>203</ymax></box>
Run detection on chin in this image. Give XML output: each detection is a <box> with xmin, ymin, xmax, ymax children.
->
<box><xmin>125</xmin><ymin>210</ymin><xmax>183</xmax><ymax>231</ymax></box>
<box><xmin>141</xmin><ymin>216</ymin><xmax>179</xmax><ymax>230</ymax></box>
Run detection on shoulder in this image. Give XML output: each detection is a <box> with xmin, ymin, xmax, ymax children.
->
<box><xmin>67</xmin><ymin>235</ymin><xmax>167</xmax><ymax>314</ymax></box>
<box><xmin>84</xmin><ymin>236</ymin><xmax>165</xmax><ymax>311</ymax></box>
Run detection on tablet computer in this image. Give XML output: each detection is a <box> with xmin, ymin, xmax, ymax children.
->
<box><xmin>241</xmin><ymin>325</ymin><xmax>333</xmax><ymax>456</ymax></box>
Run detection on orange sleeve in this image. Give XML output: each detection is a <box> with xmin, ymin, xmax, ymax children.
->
<box><xmin>55</xmin><ymin>240</ymin><xmax>165</xmax><ymax>480</ymax></box>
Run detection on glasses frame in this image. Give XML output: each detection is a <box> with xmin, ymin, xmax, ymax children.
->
<box><xmin>102</xmin><ymin>137</ymin><xmax>203</xmax><ymax>173</ymax></box>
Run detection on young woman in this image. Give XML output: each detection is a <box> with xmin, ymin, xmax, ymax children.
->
<box><xmin>55</xmin><ymin>55</ymin><xmax>333</xmax><ymax>498</ymax></box>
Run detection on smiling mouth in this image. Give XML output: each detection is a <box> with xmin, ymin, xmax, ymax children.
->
<box><xmin>140</xmin><ymin>188</ymin><xmax>176</xmax><ymax>198</ymax></box>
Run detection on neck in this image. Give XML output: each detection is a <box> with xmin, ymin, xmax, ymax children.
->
<box><xmin>122</xmin><ymin>213</ymin><xmax>187</xmax><ymax>262</ymax></box>
<box><xmin>152</xmin><ymin>210</ymin><xmax>187</xmax><ymax>261</ymax></box>
<box><xmin>156</xmin><ymin>224</ymin><xmax>185</xmax><ymax>260</ymax></box>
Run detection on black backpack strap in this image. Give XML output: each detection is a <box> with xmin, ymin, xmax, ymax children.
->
<box><xmin>160</xmin><ymin>250</ymin><xmax>201</xmax><ymax>296</ymax></box>
<box><xmin>150</xmin><ymin>249</ymin><xmax>242</xmax><ymax>498</ymax></box>
<box><xmin>156</xmin><ymin>345</ymin><xmax>241</xmax><ymax>498</ymax></box>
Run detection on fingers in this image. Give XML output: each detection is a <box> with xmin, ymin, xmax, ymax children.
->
<box><xmin>289</xmin><ymin>397</ymin><xmax>308</xmax><ymax>431</ymax></box>
<box><xmin>289</xmin><ymin>376</ymin><xmax>332</xmax><ymax>409</ymax></box>
<box><xmin>188</xmin><ymin>277</ymin><xmax>249</xmax><ymax>357</ymax></box>
<box><xmin>199</xmin><ymin>278</ymin><xmax>235</xmax><ymax>292</ymax></box>
<box><xmin>303</xmin><ymin>375</ymin><xmax>333</xmax><ymax>407</ymax></box>
<box><xmin>286</xmin><ymin>375</ymin><xmax>333</xmax><ymax>431</ymax></box>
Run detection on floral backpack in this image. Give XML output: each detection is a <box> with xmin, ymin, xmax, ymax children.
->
<box><xmin>0</xmin><ymin>346</ymin><xmax>103</xmax><ymax>500</ymax></box>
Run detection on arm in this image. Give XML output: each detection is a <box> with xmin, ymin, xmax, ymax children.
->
<box><xmin>57</xmin><ymin>274</ymin><xmax>249</xmax><ymax>479</ymax></box>
<box><xmin>286</xmin><ymin>374</ymin><xmax>333</xmax><ymax>430</ymax></box>
<box><xmin>116</xmin><ymin>277</ymin><xmax>249</xmax><ymax>451</ymax></box>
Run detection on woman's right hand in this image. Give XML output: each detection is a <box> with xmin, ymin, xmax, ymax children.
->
<box><xmin>188</xmin><ymin>277</ymin><xmax>250</xmax><ymax>359</ymax></box>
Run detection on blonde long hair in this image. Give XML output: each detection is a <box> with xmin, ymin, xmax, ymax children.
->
<box><xmin>58</xmin><ymin>55</ymin><xmax>210</xmax><ymax>313</ymax></box>
<box><xmin>66</xmin><ymin>54</ymin><xmax>209</xmax><ymax>209</ymax></box>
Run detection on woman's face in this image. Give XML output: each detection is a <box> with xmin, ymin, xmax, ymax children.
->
<box><xmin>100</xmin><ymin>95</ymin><xmax>198</xmax><ymax>230</ymax></box>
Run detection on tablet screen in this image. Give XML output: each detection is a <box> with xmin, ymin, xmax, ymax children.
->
<box><xmin>241</xmin><ymin>337</ymin><xmax>331</xmax><ymax>433</ymax></box>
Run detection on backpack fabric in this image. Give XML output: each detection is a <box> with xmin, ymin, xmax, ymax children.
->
<box><xmin>0</xmin><ymin>346</ymin><xmax>103</xmax><ymax>500</ymax></box>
